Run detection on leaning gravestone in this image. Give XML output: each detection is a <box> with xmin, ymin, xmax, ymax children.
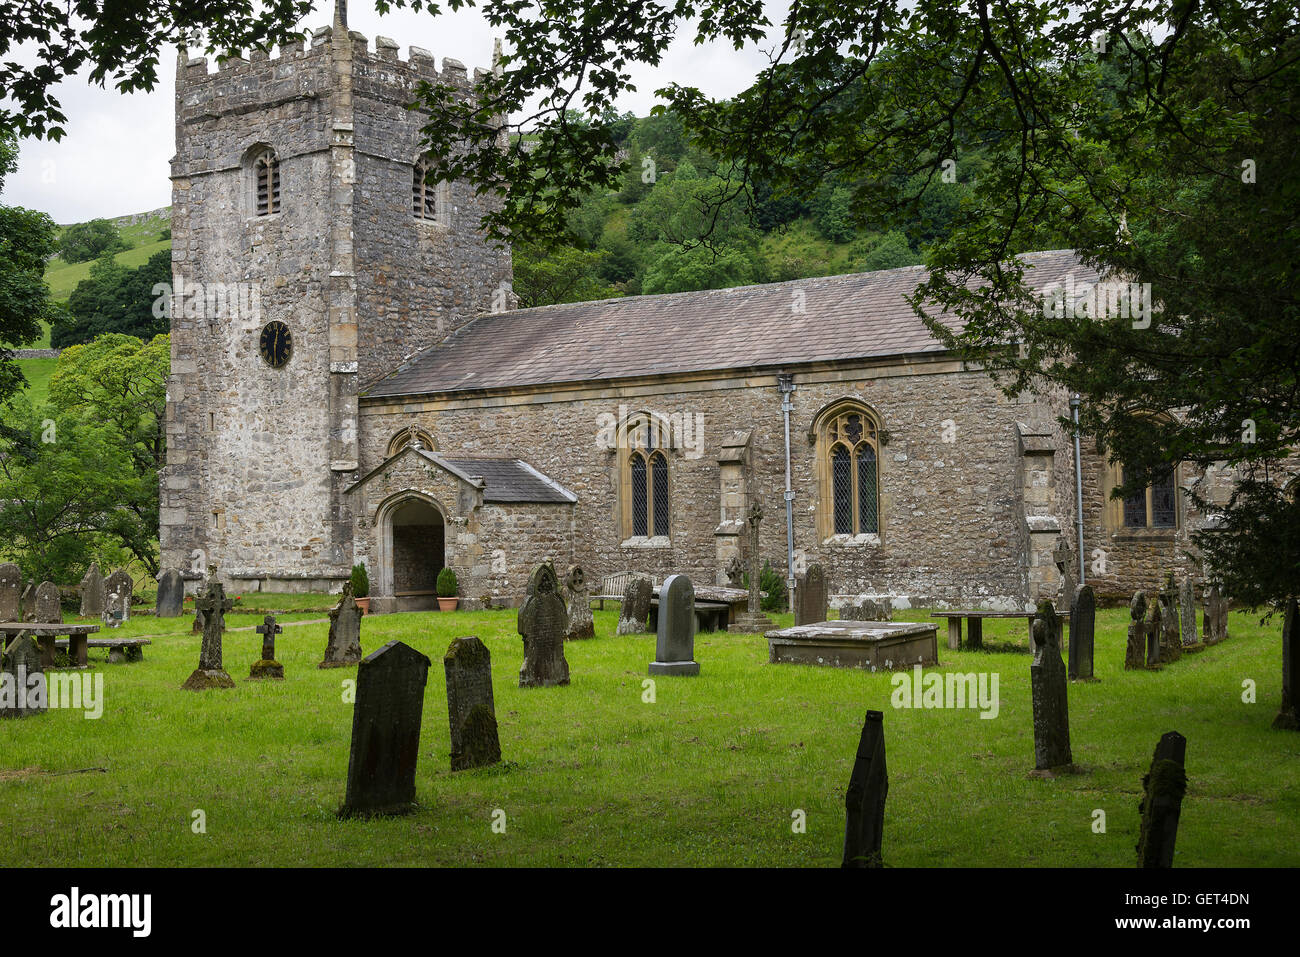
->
<box><xmin>649</xmin><ymin>574</ymin><xmax>700</xmax><ymax>676</ymax></box>
<box><xmin>794</xmin><ymin>564</ymin><xmax>828</xmax><ymax>626</ymax></box>
<box><xmin>156</xmin><ymin>568</ymin><xmax>185</xmax><ymax>618</ymax></box>
<box><xmin>338</xmin><ymin>640</ymin><xmax>431</xmax><ymax>818</ymax></box>
<box><xmin>249</xmin><ymin>614</ymin><xmax>285</xmax><ymax>680</ymax></box>
<box><xmin>79</xmin><ymin>563</ymin><xmax>105</xmax><ymax>619</ymax></box>
<box><xmin>1146</xmin><ymin>599</ymin><xmax>1163</xmax><ymax>669</ymax></box>
<box><xmin>1274</xmin><ymin>597</ymin><xmax>1299</xmax><ymax>731</ymax></box>
<box><xmin>444</xmin><ymin>635</ymin><xmax>502</xmax><ymax>771</ymax></box>
<box><xmin>615</xmin><ymin>576</ymin><xmax>653</xmax><ymax>635</ymax></box>
<box><xmin>182</xmin><ymin>580</ymin><xmax>236</xmax><ymax>690</ymax></box>
<box><xmin>104</xmin><ymin>570</ymin><xmax>133</xmax><ymax>623</ymax></box>
<box><xmin>1203</xmin><ymin>583</ymin><xmax>1228</xmax><ymax>645</ymax></box>
<box><xmin>33</xmin><ymin>582</ymin><xmax>62</xmax><ymax>624</ymax></box>
<box><xmin>842</xmin><ymin>710</ymin><xmax>887</xmax><ymax>868</ymax></box>
<box><xmin>518</xmin><ymin>563</ymin><xmax>570</xmax><ymax>687</ymax></box>
<box><xmin>563</xmin><ymin>564</ymin><xmax>595</xmax><ymax>641</ymax></box>
<box><xmin>1158</xmin><ymin>573</ymin><xmax>1181</xmax><ymax>663</ymax></box>
<box><xmin>320</xmin><ymin>583</ymin><xmax>364</xmax><ymax>669</ymax></box>
<box><xmin>1029</xmin><ymin>602</ymin><xmax>1073</xmax><ymax>773</ymax></box>
<box><xmin>1136</xmin><ymin>731</ymin><xmax>1188</xmax><ymax>867</ymax></box>
<box><xmin>1068</xmin><ymin>583</ymin><xmax>1096</xmax><ymax>681</ymax></box>
<box><xmin>1179</xmin><ymin>578</ymin><xmax>1200</xmax><ymax>648</ymax></box>
<box><xmin>1124</xmin><ymin>591</ymin><xmax>1147</xmax><ymax>671</ymax></box>
<box><xmin>0</xmin><ymin>634</ymin><xmax>45</xmax><ymax>718</ymax></box>
<box><xmin>0</xmin><ymin>563</ymin><xmax>21</xmax><ymax>622</ymax></box>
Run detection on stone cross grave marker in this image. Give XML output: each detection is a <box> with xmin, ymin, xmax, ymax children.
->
<box><xmin>1030</xmin><ymin>601</ymin><xmax>1073</xmax><ymax>773</ymax></box>
<box><xmin>104</xmin><ymin>570</ymin><xmax>133</xmax><ymax>624</ymax></box>
<box><xmin>1068</xmin><ymin>583</ymin><xmax>1096</xmax><ymax>681</ymax></box>
<box><xmin>1052</xmin><ymin>535</ymin><xmax>1073</xmax><ymax>595</ymax></box>
<box><xmin>320</xmin><ymin>582</ymin><xmax>363</xmax><ymax>669</ymax></box>
<box><xmin>563</xmin><ymin>564</ymin><xmax>595</xmax><ymax>641</ymax></box>
<box><xmin>615</xmin><ymin>576</ymin><xmax>653</xmax><ymax>635</ymax></box>
<box><xmin>728</xmin><ymin>502</ymin><xmax>774</xmax><ymax>633</ymax></box>
<box><xmin>724</xmin><ymin>554</ymin><xmax>744</xmax><ymax>589</ymax></box>
<box><xmin>649</xmin><ymin>574</ymin><xmax>700</xmax><ymax>676</ymax></box>
<box><xmin>0</xmin><ymin>634</ymin><xmax>45</xmax><ymax>718</ymax></box>
<box><xmin>79</xmin><ymin>563</ymin><xmax>104</xmax><ymax>618</ymax></box>
<box><xmin>1146</xmin><ymin>598</ymin><xmax>1163</xmax><ymax>669</ymax></box>
<box><xmin>794</xmin><ymin>563</ymin><xmax>827</xmax><ymax>626</ymax></box>
<box><xmin>518</xmin><ymin>563</ymin><xmax>570</xmax><ymax>688</ymax></box>
<box><xmin>156</xmin><ymin>568</ymin><xmax>185</xmax><ymax>618</ymax></box>
<box><xmin>1158</xmin><ymin>572</ymin><xmax>1181</xmax><ymax>663</ymax></box>
<box><xmin>0</xmin><ymin>563</ymin><xmax>20</xmax><ymax>622</ymax></box>
<box><xmin>338</xmin><ymin>640</ymin><xmax>431</xmax><ymax>818</ymax></box>
<box><xmin>842</xmin><ymin>710</ymin><xmax>887</xmax><ymax>868</ymax></box>
<box><xmin>1274</xmin><ymin>597</ymin><xmax>1299</xmax><ymax>731</ymax></box>
<box><xmin>33</xmin><ymin>582</ymin><xmax>62</xmax><ymax>624</ymax></box>
<box><xmin>1124</xmin><ymin>591</ymin><xmax>1147</xmax><ymax>670</ymax></box>
<box><xmin>444</xmin><ymin>635</ymin><xmax>502</xmax><ymax>771</ymax></box>
<box><xmin>182</xmin><ymin>580</ymin><xmax>236</xmax><ymax>690</ymax></box>
<box><xmin>250</xmin><ymin>614</ymin><xmax>285</xmax><ymax>680</ymax></box>
<box><xmin>1136</xmin><ymin>731</ymin><xmax>1188</xmax><ymax>868</ymax></box>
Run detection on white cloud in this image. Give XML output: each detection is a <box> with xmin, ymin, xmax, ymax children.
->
<box><xmin>4</xmin><ymin>1</ymin><xmax>785</xmax><ymax>223</ymax></box>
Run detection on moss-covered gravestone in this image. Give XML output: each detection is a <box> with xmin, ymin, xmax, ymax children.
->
<box><xmin>1158</xmin><ymin>573</ymin><xmax>1182</xmax><ymax>663</ymax></box>
<box><xmin>615</xmin><ymin>576</ymin><xmax>652</xmax><ymax>636</ymax></box>
<box><xmin>249</xmin><ymin>614</ymin><xmax>285</xmax><ymax>680</ymax></box>
<box><xmin>0</xmin><ymin>563</ymin><xmax>20</xmax><ymax>622</ymax></box>
<box><xmin>79</xmin><ymin>563</ymin><xmax>104</xmax><ymax>619</ymax></box>
<box><xmin>842</xmin><ymin>710</ymin><xmax>887</xmax><ymax>868</ymax></box>
<box><xmin>182</xmin><ymin>581</ymin><xmax>236</xmax><ymax>690</ymax></box>
<box><xmin>444</xmin><ymin>636</ymin><xmax>501</xmax><ymax>771</ymax></box>
<box><xmin>1124</xmin><ymin>591</ymin><xmax>1147</xmax><ymax>670</ymax></box>
<box><xmin>320</xmin><ymin>583</ymin><xmax>363</xmax><ymax>669</ymax></box>
<box><xmin>104</xmin><ymin>569</ymin><xmax>133</xmax><ymax>625</ymax></box>
<box><xmin>339</xmin><ymin>641</ymin><xmax>431</xmax><ymax>818</ymax></box>
<box><xmin>1203</xmin><ymin>583</ymin><xmax>1228</xmax><ymax>645</ymax></box>
<box><xmin>1145</xmin><ymin>599</ymin><xmax>1163</xmax><ymax>669</ymax></box>
<box><xmin>563</xmin><ymin>565</ymin><xmax>595</xmax><ymax>641</ymax></box>
<box><xmin>33</xmin><ymin>582</ymin><xmax>62</xmax><ymax>624</ymax></box>
<box><xmin>1029</xmin><ymin>602</ymin><xmax>1074</xmax><ymax>774</ymax></box>
<box><xmin>1274</xmin><ymin>597</ymin><xmax>1299</xmax><ymax>731</ymax></box>
<box><xmin>1136</xmin><ymin>731</ymin><xmax>1187</xmax><ymax>867</ymax></box>
<box><xmin>0</xmin><ymin>634</ymin><xmax>45</xmax><ymax>718</ymax></box>
<box><xmin>518</xmin><ymin>564</ymin><xmax>570</xmax><ymax>687</ymax></box>
<box><xmin>1068</xmin><ymin>583</ymin><xmax>1096</xmax><ymax>681</ymax></box>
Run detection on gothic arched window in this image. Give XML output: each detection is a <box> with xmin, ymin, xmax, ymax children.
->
<box><xmin>1114</xmin><ymin>464</ymin><xmax>1179</xmax><ymax>529</ymax></box>
<box><xmin>412</xmin><ymin>158</ymin><xmax>451</xmax><ymax>226</ymax></box>
<box><xmin>620</xmin><ymin>414</ymin><xmax>671</xmax><ymax>540</ymax></box>
<box><xmin>816</xmin><ymin>402</ymin><xmax>881</xmax><ymax>538</ymax></box>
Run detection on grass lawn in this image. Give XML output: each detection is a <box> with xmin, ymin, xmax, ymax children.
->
<box><xmin>42</xmin><ymin>238</ymin><xmax>171</xmax><ymax>302</ymax></box>
<box><xmin>14</xmin><ymin>357</ymin><xmax>58</xmax><ymax>409</ymax></box>
<box><xmin>0</xmin><ymin>604</ymin><xmax>1295</xmax><ymax>867</ymax></box>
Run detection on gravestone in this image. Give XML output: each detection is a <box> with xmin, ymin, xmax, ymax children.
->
<box><xmin>103</xmin><ymin>588</ymin><xmax>129</xmax><ymax>629</ymax></box>
<box><xmin>1052</xmin><ymin>535</ymin><xmax>1073</xmax><ymax>597</ymax></box>
<box><xmin>649</xmin><ymin>574</ymin><xmax>700</xmax><ymax>676</ymax></box>
<box><xmin>1203</xmin><ymin>583</ymin><xmax>1228</xmax><ymax>645</ymax></box>
<box><xmin>1136</xmin><ymin>731</ymin><xmax>1188</xmax><ymax>867</ymax></box>
<box><xmin>0</xmin><ymin>634</ymin><xmax>45</xmax><ymax>718</ymax></box>
<box><xmin>1145</xmin><ymin>599</ymin><xmax>1163</xmax><ymax>669</ymax></box>
<box><xmin>104</xmin><ymin>570</ymin><xmax>133</xmax><ymax>623</ymax></box>
<box><xmin>1124</xmin><ymin>591</ymin><xmax>1148</xmax><ymax>670</ymax></box>
<box><xmin>156</xmin><ymin>568</ymin><xmax>185</xmax><ymax>618</ymax></box>
<box><xmin>33</xmin><ymin>581</ymin><xmax>62</xmax><ymax>624</ymax></box>
<box><xmin>1178</xmin><ymin>578</ymin><xmax>1200</xmax><ymax>648</ymax></box>
<box><xmin>1029</xmin><ymin>602</ymin><xmax>1073</xmax><ymax>772</ymax></box>
<box><xmin>518</xmin><ymin>563</ymin><xmax>570</xmax><ymax>687</ymax></box>
<box><xmin>729</xmin><ymin>502</ymin><xmax>775</xmax><ymax>633</ymax></box>
<box><xmin>249</xmin><ymin>614</ymin><xmax>285</xmax><ymax>680</ymax></box>
<box><xmin>1068</xmin><ymin>583</ymin><xmax>1096</xmax><ymax>681</ymax></box>
<box><xmin>563</xmin><ymin>564</ymin><xmax>595</xmax><ymax>641</ymax></box>
<box><xmin>0</xmin><ymin>563</ymin><xmax>20</xmax><ymax>622</ymax></box>
<box><xmin>444</xmin><ymin>635</ymin><xmax>502</xmax><ymax>771</ymax></box>
<box><xmin>1158</xmin><ymin>572</ymin><xmax>1181</xmax><ymax>663</ymax></box>
<box><xmin>320</xmin><ymin>583</ymin><xmax>363</xmax><ymax>669</ymax></box>
<box><xmin>1274</xmin><ymin>597</ymin><xmax>1299</xmax><ymax>731</ymax></box>
<box><xmin>841</xmin><ymin>598</ymin><xmax>892</xmax><ymax>622</ymax></box>
<box><xmin>615</xmin><ymin>576</ymin><xmax>653</xmax><ymax>636</ymax></box>
<box><xmin>842</xmin><ymin>710</ymin><xmax>887</xmax><ymax>868</ymax></box>
<box><xmin>338</xmin><ymin>640</ymin><xmax>431</xmax><ymax>818</ymax></box>
<box><xmin>724</xmin><ymin>555</ymin><xmax>744</xmax><ymax>589</ymax></box>
<box><xmin>79</xmin><ymin>563</ymin><xmax>105</xmax><ymax>618</ymax></box>
<box><xmin>182</xmin><ymin>580</ymin><xmax>236</xmax><ymax>689</ymax></box>
<box><xmin>794</xmin><ymin>564</ymin><xmax>827</xmax><ymax>626</ymax></box>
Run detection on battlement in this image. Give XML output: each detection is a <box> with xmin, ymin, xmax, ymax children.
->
<box><xmin>178</xmin><ymin>24</ymin><xmax>492</xmax><ymax>121</ymax></box>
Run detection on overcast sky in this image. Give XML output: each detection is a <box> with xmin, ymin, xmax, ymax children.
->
<box><xmin>4</xmin><ymin>1</ymin><xmax>783</xmax><ymax>224</ymax></box>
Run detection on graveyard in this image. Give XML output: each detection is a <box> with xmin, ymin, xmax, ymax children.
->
<box><xmin>0</xmin><ymin>591</ymin><xmax>1294</xmax><ymax>868</ymax></box>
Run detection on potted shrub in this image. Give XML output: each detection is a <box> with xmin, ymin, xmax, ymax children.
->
<box><xmin>436</xmin><ymin>567</ymin><xmax>459</xmax><ymax>611</ymax></box>
<box><xmin>351</xmin><ymin>563</ymin><xmax>371</xmax><ymax>615</ymax></box>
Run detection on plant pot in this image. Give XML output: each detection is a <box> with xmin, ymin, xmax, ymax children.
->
<box><xmin>437</xmin><ymin>597</ymin><xmax>459</xmax><ymax>612</ymax></box>
<box><xmin>355</xmin><ymin>597</ymin><xmax>371</xmax><ymax>615</ymax></box>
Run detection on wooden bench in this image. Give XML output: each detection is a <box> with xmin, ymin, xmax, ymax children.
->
<box><xmin>930</xmin><ymin>609</ymin><xmax>1060</xmax><ymax>650</ymax></box>
<box><xmin>593</xmin><ymin>571</ymin><xmax>651</xmax><ymax>610</ymax></box>
<box><xmin>0</xmin><ymin>622</ymin><xmax>102</xmax><ymax>669</ymax></box>
<box><xmin>54</xmin><ymin>637</ymin><xmax>151</xmax><ymax>665</ymax></box>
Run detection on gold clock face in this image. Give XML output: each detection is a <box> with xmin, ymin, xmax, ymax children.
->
<box><xmin>259</xmin><ymin>321</ymin><xmax>292</xmax><ymax>369</ymax></box>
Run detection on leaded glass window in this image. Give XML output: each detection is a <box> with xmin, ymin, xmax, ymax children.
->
<box><xmin>631</xmin><ymin>453</ymin><xmax>648</xmax><ymax>537</ymax></box>
<box><xmin>651</xmin><ymin>451</ymin><xmax>669</xmax><ymax>536</ymax></box>
<box><xmin>824</xmin><ymin>406</ymin><xmax>881</xmax><ymax>536</ymax></box>
<box><xmin>1120</xmin><ymin>466</ymin><xmax>1178</xmax><ymax>528</ymax></box>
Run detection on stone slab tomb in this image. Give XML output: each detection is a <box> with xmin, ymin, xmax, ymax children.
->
<box><xmin>518</xmin><ymin>563</ymin><xmax>570</xmax><ymax>688</ymax></box>
<box><xmin>444</xmin><ymin>635</ymin><xmax>502</xmax><ymax>771</ymax></box>
<box><xmin>339</xmin><ymin>640</ymin><xmax>431</xmax><ymax>818</ymax></box>
<box><xmin>767</xmin><ymin>620</ymin><xmax>938</xmax><ymax>671</ymax></box>
<box><xmin>649</xmin><ymin>574</ymin><xmax>700</xmax><ymax>676</ymax></box>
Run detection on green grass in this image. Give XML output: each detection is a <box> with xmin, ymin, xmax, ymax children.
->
<box><xmin>42</xmin><ymin>238</ymin><xmax>171</xmax><ymax>303</ymax></box>
<box><xmin>0</xmin><ymin>604</ymin><xmax>1295</xmax><ymax>867</ymax></box>
<box><xmin>14</xmin><ymin>357</ymin><xmax>58</xmax><ymax>408</ymax></box>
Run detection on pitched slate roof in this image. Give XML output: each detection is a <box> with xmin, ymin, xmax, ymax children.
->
<box><xmin>364</xmin><ymin>249</ymin><xmax>1091</xmax><ymax>399</ymax></box>
<box><xmin>441</xmin><ymin>458</ymin><xmax>577</xmax><ymax>504</ymax></box>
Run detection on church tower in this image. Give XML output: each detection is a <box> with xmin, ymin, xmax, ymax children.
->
<box><xmin>161</xmin><ymin>3</ymin><xmax>512</xmax><ymax>591</ymax></box>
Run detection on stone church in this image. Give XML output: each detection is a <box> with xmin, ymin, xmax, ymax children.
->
<box><xmin>161</xmin><ymin>7</ymin><xmax>1216</xmax><ymax>612</ymax></box>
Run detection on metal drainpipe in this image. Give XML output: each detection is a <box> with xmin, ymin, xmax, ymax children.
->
<box><xmin>1071</xmin><ymin>393</ymin><xmax>1085</xmax><ymax>584</ymax></box>
<box><xmin>778</xmin><ymin>374</ymin><xmax>797</xmax><ymax>603</ymax></box>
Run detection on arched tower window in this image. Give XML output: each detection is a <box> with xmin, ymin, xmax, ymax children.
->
<box><xmin>815</xmin><ymin>401</ymin><xmax>882</xmax><ymax>539</ymax></box>
<box><xmin>412</xmin><ymin>158</ymin><xmax>451</xmax><ymax>227</ymax></box>
<box><xmin>620</xmin><ymin>413</ymin><xmax>671</xmax><ymax>540</ymax></box>
<box><xmin>249</xmin><ymin>147</ymin><xmax>281</xmax><ymax>216</ymax></box>
<box><xmin>387</xmin><ymin>426</ymin><xmax>438</xmax><ymax>458</ymax></box>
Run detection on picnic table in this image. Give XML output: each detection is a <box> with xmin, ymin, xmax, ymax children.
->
<box><xmin>929</xmin><ymin>609</ymin><xmax>1062</xmax><ymax>650</ymax></box>
<box><xmin>0</xmin><ymin>622</ymin><xmax>101</xmax><ymax>668</ymax></box>
<box><xmin>647</xmin><ymin>584</ymin><xmax>752</xmax><ymax>633</ymax></box>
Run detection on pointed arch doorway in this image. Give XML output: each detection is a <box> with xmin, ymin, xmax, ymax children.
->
<box><xmin>383</xmin><ymin>495</ymin><xmax>446</xmax><ymax>612</ymax></box>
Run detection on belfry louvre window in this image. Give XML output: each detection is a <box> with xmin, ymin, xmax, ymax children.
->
<box><xmin>253</xmin><ymin>149</ymin><xmax>280</xmax><ymax>216</ymax></box>
<box><xmin>412</xmin><ymin>159</ymin><xmax>450</xmax><ymax>225</ymax></box>
<box><xmin>817</xmin><ymin>403</ymin><xmax>881</xmax><ymax>538</ymax></box>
